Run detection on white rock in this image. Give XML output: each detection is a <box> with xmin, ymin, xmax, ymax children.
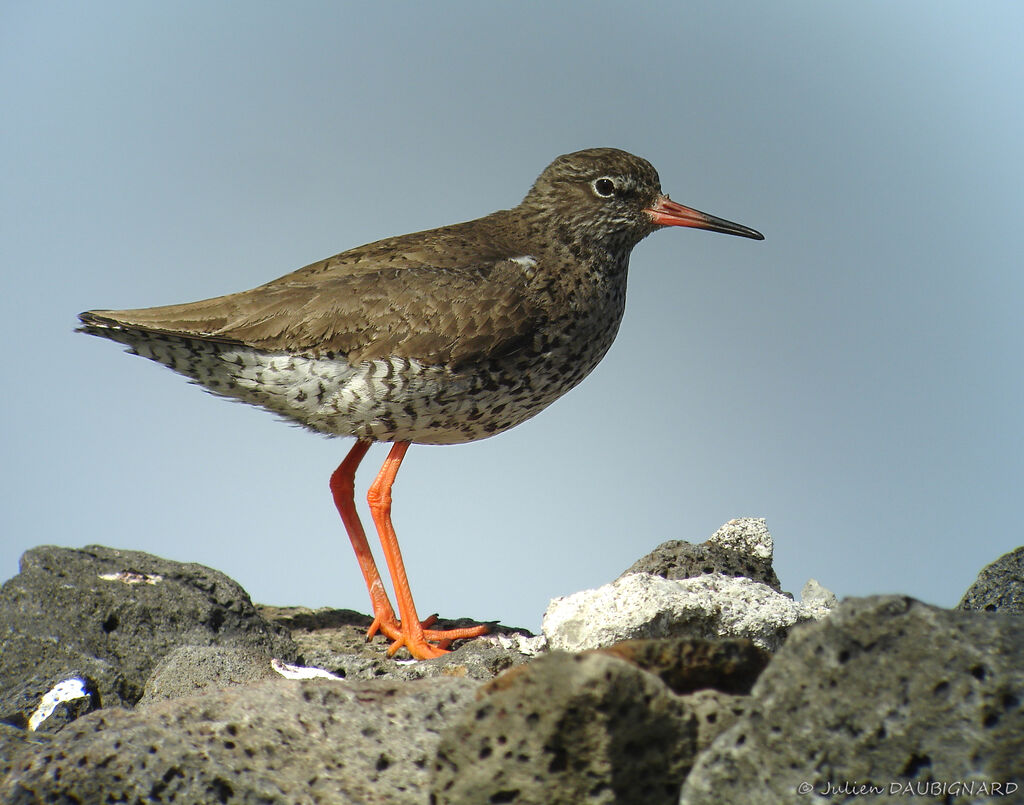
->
<box><xmin>543</xmin><ymin>572</ymin><xmax>829</xmax><ymax>653</ymax></box>
<box><xmin>707</xmin><ymin>517</ymin><xmax>773</xmax><ymax>560</ymax></box>
<box><xmin>485</xmin><ymin>632</ymin><xmax>548</xmax><ymax>656</ymax></box>
<box><xmin>800</xmin><ymin>578</ymin><xmax>839</xmax><ymax>616</ymax></box>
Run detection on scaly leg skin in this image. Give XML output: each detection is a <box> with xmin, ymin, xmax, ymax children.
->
<box><xmin>330</xmin><ymin>440</ymin><xmax>486</xmax><ymax>657</ymax></box>
<box><xmin>366</xmin><ymin>441</ymin><xmax>490</xmax><ymax>659</ymax></box>
<box><xmin>330</xmin><ymin>439</ymin><xmax>402</xmax><ymax>636</ymax></box>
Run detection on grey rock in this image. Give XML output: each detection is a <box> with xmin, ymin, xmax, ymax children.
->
<box><xmin>959</xmin><ymin>546</ymin><xmax>1024</xmax><ymax>614</ymax></box>
<box><xmin>800</xmin><ymin>577</ymin><xmax>838</xmax><ymax>609</ymax></box>
<box><xmin>685</xmin><ymin>688</ymin><xmax>749</xmax><ymax>753</ymax></box>
<box><xmin>544</xmin><ymin>572</ymin><xmax>826</xmax><ymax>653</ymax></box>
<box><xmin>0</xmin><ymin>632</ymin><xmax>134</xmax><ymax>731</ymax></box>
<box><xmin>2</xmin><ymin>676</ymin><xmax>479</xmax><ymax>804</ymax></box>
<box><xmin>2</xmin><ymin>675</ymin><xmax>97</xmax><ymax>735</ymax></box>
<box><xmin>259</xmin><ymin>604</ymin><xmax>536</xmax><ymax>681</ymax></box>
<box><xmin>596</xmin><ymin>637</ymin><xmax>771</xmax><ymax>695</ymax></box>
<box><xmin>431</xmin><ymin>651</ymin><xmax>697</xmax><ymax>805</ymax></box>
<box><xmin>139</xmin><ymin>646</ymin><xmax>278</xmax><ymax>705</ymax></box>
<box><xmin>623</xmin><ymin>518</ymin><xmax>782</xmax><ymax>592</ymax></box>
<box><xmin>0</xmin><ymin>724</ymin><xmax>51</xmax><ymax>782</ymax></box>
<box><xmin>0</xmin><ymin>545</ymin><xmax>298</xmax><ymax>709</ymax></box>
<box><xmin>680</xmin><ymin>596</ymin><xmax>1024</xmax><ymax>804</ymax></box>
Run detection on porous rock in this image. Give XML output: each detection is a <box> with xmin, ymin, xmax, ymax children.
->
<box><xmin>431</xmin><ymin>651</ymin><xmax>697</xmax><ymax>805</ymax></box>
<box><xmin>139</xmin><ymin>645</ymin><xmax>278</xmax><ymax>705</ymax></box>
<box><xmin>0</xmin><ymin>632</ymin><xmax>133</xmax><ymax>730</ymax></box>
<box><xmin>622</xmin><ymin>518</ymin><xmax>781</xmax><ymax>592</ymax></box>
<box><xmin>800</xmin><ymin>577</ymin><xmax>838</xmax><ymax>609</ymax></box>
<box><xmin>2</xmin><ymin>676</ymin><xmax>479</xmax><ymax>804</ymax></box>
<box><xmin>685</xmin><ymin>688</ymin><xmax>749</xmax><ymax>753</ymax></box>
<box><xmin>597</xmin><ymin>637</ymin><xmax>771</xmax><ymax>695</ymax></box>
<box><xmin>0</xmin><ymin>545</ymin><xmax>297</xmax><ymax>712</ymax></box>
<box><xmin>543</xmin><ymin>572</ymin><xmax>825</xmax><ymax>653</ymax></box>
<box><xmin>958</xmin><ymin>545</ymin><xmax>1024</xmax><ymax>615</ymax></box>
<box><xmin>1</xmin><ymin>673</ymin><xmax>98</xmax><ymax>736</ymax></box>
<box><xmin>0</xmin><ymin>724</ymin><xmax>51</xmax><ymax>781</ymax></box>
<box><xmin>680</xmin><ymin>596</ymin><xmax>1024</xmax><ymax>804</ymax></box>
<box><xmin>259</xmin><ymin>604</ymin><xmax>539</xmax><ymax>681</ymax></box>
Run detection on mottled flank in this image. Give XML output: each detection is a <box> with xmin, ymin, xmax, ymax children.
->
<box><xmin>87</xmin><ymin>326</ymin><xmax>613</xmax><ymax>444</ymax></box>
<box><xmin>79</xmin><ymin>148</ymin><xmax>761</xmax><ymax>444</ymax></box>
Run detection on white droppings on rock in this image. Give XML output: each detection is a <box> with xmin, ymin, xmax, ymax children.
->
<box><xmin>28</xmin><ymin>677</ymin><xmax>89</xmax><ymax>731</ymax></box>
<box><xmin>97</xmin><ymin>571</ymin><xmax>163</xmax><ymax>585</ymax></box>
<box><xmin>543</xmin><ymin>572</ymin><xmax>829</xmax><ymax>653</ymax></box>
<box><xmin>706</xmin><ymin>517</ymin><xmax>774</xmax><ymax>560</ymax></box>
<box><xmin>271</xmin><ymin>658</ymin><xmax>344</xmax><ymax>681</ymax></box>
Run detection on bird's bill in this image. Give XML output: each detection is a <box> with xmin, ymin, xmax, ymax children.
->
<box><xmin>646</xmin><ymin>196</ymin><xmax>764</xmax><ymax>240</ymax></box>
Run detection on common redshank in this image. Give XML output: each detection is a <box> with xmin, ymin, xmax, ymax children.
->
<box><xmin>79</xmin><ymin>148</ymin><xmax>763</xmax><ymax>659</ymax></box>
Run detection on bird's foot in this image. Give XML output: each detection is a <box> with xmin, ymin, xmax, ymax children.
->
<box><xmin>368</xmin><ymin>613</ymin><xmax>490</xmax><ymax>660</ymax></box>
<box><xmin>366</xmin><ymin>612</ymin><xmax>437</xmax><ymax>640</ymax></box>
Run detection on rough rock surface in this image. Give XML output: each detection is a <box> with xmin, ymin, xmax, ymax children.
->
<box><xmin>139</xmin><ymin>646</ymin><xmax>279</xmax><ymax>704</ymax></box>
<box><xmin>680</xmin><ymin>596</ymin><xmax>1024</xmax><ymax>804</ymax></box>
<box><xmin>260</xmin><ymin>604</ymin><xmax>541</xmax><ymax>681</ymax></box>
<box><xmin>622</xmin><ymin>517</ymin><xmax>782</xmax><ymax>591</ymax></box>
<box><xmin>431</xmin><ymin>651</ymin><xmax>698</xmax><ymax>805</ymax></box>
<box><xmin>2</xmin><ymin>676</ymin><xmax>480</xmax><ymax>804</ymax></box>
<box><xmin>6</xmin><ymin>535</ymin><xmax>1019</xmax><ymax>804</ymax></box>
<box><xmin>686</xmin><ymin>688</ymin><xmax>749</xmax><ymax>753</ymax></box>
<box><xmin>0</xmin><ymin>632</ymin><xmax>133</xmax><ymax>726</ymax></box>
<box><xmin>801</xmin><ymin>577</ymin><xmax>839</xmax><ymax>609</ymax></box>
<box><xmin>1</xmin><ymin>723</ymin><xmax>50</xmax><ymax>781</ymax></box>
<box><xmin>958</xmin><ymin>545</ymin><xmax>1024</xmax><ymax>615</ymax></box>
<box><xmin>0</xmin><ymin>545</ymin><xmax>297</xmax><ymax>712</ymax></box>
<box><xmin>543</xmin><ymin>572</ymin><xmax>829</xmax><ymax>653</ymax></box>
<box><xmin>596</xmin><ymin>637</ymin><xmax>770</xmax><ymax>695</ymax></box>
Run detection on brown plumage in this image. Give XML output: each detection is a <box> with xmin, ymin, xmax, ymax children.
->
<box><xmin>81</xmin><ymin>219</ymin><xmax>540</xmax><ymax>367</ymax></box>
<box><xmin>79</xmin><ymin>147</ymin><xmax>763</xmax><ymax>659</ymax></box>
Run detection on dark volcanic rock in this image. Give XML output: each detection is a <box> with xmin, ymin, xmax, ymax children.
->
<box><xmin>0</xmin><ymin>545</ymin><xmax>298</xmax><ymax>735</ymax></box>
<box><xmin>680</xmin><ymin>596</ymin><xmax>1024</xmax><ymax>804</ymax></box>
<box><xmin>620</xmin><ymin>518</ymin><xmax>782</xmax><ymax>591</ymax></box>
<box><xmin>0</xmin><ymin>724</ymin><xmax>51</xmax><ymax>781</ymax></box>
<box><xmin>1</xmin><ymin>674</ymin><xmax>99</xmax><ymax>733</ymax></box>
<box><xmin>0</xmin><ymin>546</ymin><xmax>296</xmax><ymax>685</ymax></box>
<box><xmin>1</xmin><ymin>676</ymin><xmax>479</xmax><ymax>804</ymax></box>
<box><xmin>139</xmin><ymin>646</ymin><xmax>279</xmax><ymax>704</ymax></box>
<box><xmin>686</xmin><ymin>688</ymin><xmax>750</xmax><ymax>753</ymax></box>
<box><xmin>431</xmin><ymin>651</ymin><xmax>697</xmax><ymax>805</ymax></box>
<box><xmin>597</xmin><ymin>637</ymin><xmax>771</xmax><ymax>695</ymax></box>
<box><xmin>623</xmin><ymin>540</ymin><xmax>782</xmax><ymax>592</ymax></box>
<box><xmin>0</xmin><ymin>632</ymin><xmax>134</xmax><ymax>722</ymax></box>
<box><xmin>259</xmin><ymin>604</ymin><xmax>538</xmax><ymax>681</ymax></box>
<box><xmin>959</xmin><ymin>545</ymin><xmax>1024</xmax><ymax>615</ymax></box>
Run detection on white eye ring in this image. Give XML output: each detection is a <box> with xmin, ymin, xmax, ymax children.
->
<box><xmin>592</xmin><ymin>177</ymin><xmax>616</xmax><ymax>198</ymax></box>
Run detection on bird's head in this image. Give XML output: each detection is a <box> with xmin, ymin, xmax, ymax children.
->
<box><xmin>521</xmin><ymin>147</ymin><xmax>763</xmax><ymax>252</ymax></box>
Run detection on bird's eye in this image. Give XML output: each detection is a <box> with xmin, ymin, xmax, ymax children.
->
<box><xmin>593</xmin><ymin>178</ymin><xmax>616</xmax><ymax>198</ymax></box>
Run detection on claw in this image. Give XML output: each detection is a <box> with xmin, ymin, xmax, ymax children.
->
<box><xmin>369</xmin><ymin>614</ymin><xmax>489</xmax><ymax>659</ymax></box>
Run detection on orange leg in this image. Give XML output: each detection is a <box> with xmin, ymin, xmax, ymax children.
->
<box><xmin>365</xmin><ymin>441</ymin><xmax>490</xmax><ymax>659</ymax></box>
<box><xmin>329</xmin><ymin>440</ymin><xmax>401</xmax><ymax>639</ymax></box>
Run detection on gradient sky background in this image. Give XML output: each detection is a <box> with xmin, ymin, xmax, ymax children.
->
<box><xmin>3</xmin><ymin>3</ymin><xmax>1022</xmax><ymax>632</ymax></box>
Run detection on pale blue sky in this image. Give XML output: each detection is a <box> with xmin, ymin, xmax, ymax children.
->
<box><xmin>3</xmin><ymin>3</ymin><xmax>1022</xmax><ymax>630</ymax></box>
